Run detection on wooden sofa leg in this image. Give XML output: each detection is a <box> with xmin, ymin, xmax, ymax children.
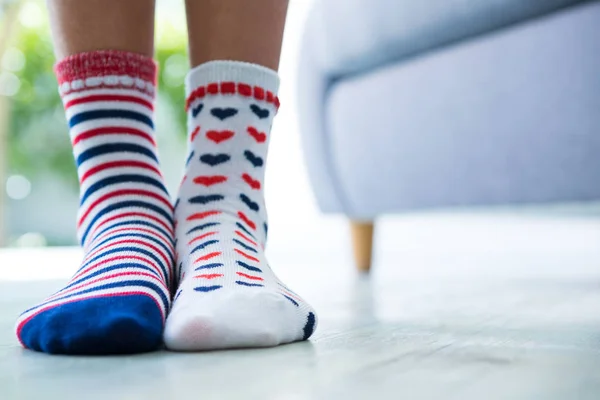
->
<box><xmin>350</xmin><ymin>220</ymin><xmax>374</xmax><ymax>273</ymax></box>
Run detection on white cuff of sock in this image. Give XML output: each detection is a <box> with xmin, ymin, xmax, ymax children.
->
<box><xmin>185</xmin><ymin>60</ymin><xmax>280</xmax><ymax>97</ymax></box>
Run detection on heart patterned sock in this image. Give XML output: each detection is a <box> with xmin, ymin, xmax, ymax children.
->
<box><xmin>15</xmin><ymin>50</ymin><xmax>174</xmax><ymax>354</ymax></box>
<box><xmin>164</xmin><ymin>60</ymin><xmax>317</xmax><ymax>350</ymax></box>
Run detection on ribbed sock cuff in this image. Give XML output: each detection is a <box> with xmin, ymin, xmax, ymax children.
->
<box><xmin>54</xmin><ymin>50</ymin><xmax>157</xmax><ymax>96</ymax></box>
<box><xmin>185</xmin><ymin>60</ymin><xmax>280</xmax><ymax>111</ymax></box>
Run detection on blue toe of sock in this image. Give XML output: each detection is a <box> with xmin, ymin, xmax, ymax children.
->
<box><xmin>19</xmin><ymin>295</ymin><xmax>164</xmax><ymax>355</ymax></box>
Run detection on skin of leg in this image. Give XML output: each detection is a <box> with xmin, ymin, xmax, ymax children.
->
<box><xmin>47</xmin><ymin>0</ymin><xmax>155</xmax><ymax>58</ymax></box>
<box><xmin>185</xmin><ymin>0</ymin><xmax>289</xmax><ymax>70</ymax></box>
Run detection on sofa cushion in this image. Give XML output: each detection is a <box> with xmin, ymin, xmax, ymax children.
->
<box><xmin>307</xmin><ymin>0</ymin><xmax>590</xmax><ymax>77</ymax></box>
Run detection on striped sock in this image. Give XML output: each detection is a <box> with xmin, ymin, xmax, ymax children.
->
<box><xmin>15</xmin><ymin>50</ymin><xmax>174</xmax><ymax>354</ymax></box>
<box><xmin>163</xmin><ymin>60</ymin><xmax>317</xmax><ymax>350</ymax></box>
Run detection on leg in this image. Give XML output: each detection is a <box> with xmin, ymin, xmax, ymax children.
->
<box><xmin>185</xmin><ymin>0</ymin><xmax>287</xmax><ymax>70</ymax></box>
<box><xmin>15</xmin><ymin>0</ymin><xmax>174</xmax><ymax>354</ymax></box>
<box><xmin>163</xmin><ymin>0</ymin><xmax>317</xmax><ymax>350</ymax></box>
<box><xmin>350</xmin><ymin>220</ymin><xmax>375</xmax><ymax>273</ymax></box>
<box><xmin>48</xmin><ymin>0</ymin><xmax>155</xmax><ymax>58</ymax></box>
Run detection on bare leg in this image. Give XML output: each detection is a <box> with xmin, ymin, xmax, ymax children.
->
<box><xmin>185</xmin><ymin>0</ymin><xmax>288</xmax><ymax>69</ymax></box>
<box><xmin>47</xmin><ymin>0</ymin><xmax>155</xmax><ymax>58</ymax></box>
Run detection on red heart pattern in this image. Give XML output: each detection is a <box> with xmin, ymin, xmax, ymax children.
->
<box><xmin>247</xmin><ymin>127</ymin><xmax>266</xmax><ymax>143</ymax></box>
<box><xmin>206</xmin><ymin>130</ymin><xmax>234</xmax><ymax>144</ymax></box>
<box><xmin>193</xmin><ymin>175</ymin><xmax>228</xmax><ymax>186</ymax></box>
<box><xmin>241</xmin><ymin>173</ymin><xmax>261</xmax><ymax>190</ymax></box>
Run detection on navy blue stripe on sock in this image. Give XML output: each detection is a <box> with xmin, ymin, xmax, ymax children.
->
<box><xmin>232</xmin><ymin>239</ymin><xmax>257</xmax><ymax>253</ymax></box>
<box><xmin>76</xmin><ymin>246</ymin><xmax>169</xmax><ymax>283</ymax></box>
<box><xmin>77</xmin><ymin>143</ymin><xmax>158</xmax><ymax>166</ymax></box>
<box><xmin>88</xmin><ymin>232</ymin><xmax>174</xmax><ymax>265</ymax></box>
<box><xmin>69</xmin><ymin>109</ymin><xmax>153</xmax><ymax>129</ymax></box>
<box><xmin>236</xmin><ymin>260</ymin><xmax>262</xmax><ymax>273</ymax></box>
<box><xmin>81</xmin><ymin>200</ymin><xmax>174</xmax><ymax>245</ymax></box>
<box><xmin>194</xmin><ymin>263</ymin><xmax>223</xmax><ymax>271</ymax></box>
<box><xmin>282</xmin><ymin>294</ymin><xmax>299</xmax><ymax>307</ymax></box>
<box><xmin>186</xmin><ymin>222</ymin><xmax>220</xmax><ymax>235</ymax></box>
<box><xmin>91</xmin><ymin>220</ymin><xmax>173</xmax><ymax>246</ymax></box>
<box><xmin>61</xmin><ymin>262</ymin><xmax>162</xmax><ymax>292</ymax></box>
<box><xmin>190</xmin><ymin>240</ymin><xmax>219</xmax><ymax>254</ymax></box>
<box><xmin>236</xmin><ymin>281</ymin><xmax>263</xmax><ymax>287</ymax></box>
<box><xmin>80</xmin><ymin>174</ymin><xmax>168</xmax><ymax>206</ymax></box>
<box><xmin>23</xmin><ymin>280</ymin><xmax>169</xmax><ymax>315</ymax></box>
<box><xmin>194</xmin><ymin>285</ymin><xmax>222</xmax><ymax>292</ymax></box>
<box><xmin>235</xmin><ymin>223</ymin><xmax>256</xmax><ymax>240</ymax></box>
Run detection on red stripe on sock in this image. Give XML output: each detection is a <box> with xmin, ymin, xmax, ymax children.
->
<box><xmin>72</xmin><ymin>126</ymin><xmax>155</xmax><ymax>146</ymax></box>
<box><xmin>184</xmin><ymin>82</ymin><xmax>279</xmax><ymax>111</ymax></box>
<box><xmin>64</xmin><ymin>94</ymin><xmax>153</xmax><ymax>110</ymax></box>
<box><xmin>79</xmin><ymin>160</ymin><xmax>161</xmax><ymax>184</ymax></box>
<box><xmin>195</xmin><ymin>86</ymin><xmax>206</xmax><ymax>98</ymax></box>
<box><xmin>72</xmin><ymin>254</ymin><xmax>164</xmax><ymax>282</ymax></box>
<box><xmin>221</xmin><ymin>82</ymin><xmax>235</xmax><ymax>94</ymax></box>
<box><xmin>234</xmin><ymin>249</ymin><xmax>259</xmax><ymax>262</ymax></box>
<box><xmin>94</xmin><ymin>226</ymin><xmax>173</xmax><ymax>250</ymax></box>
<box><xmin>55</xmin><ymin>50</ymin><xmax>157</xmax><ymax>85</ymax></box>
<box><xmin>236</xmin><ymin>272</ymin><xmax>263</xmax><ymax>281</ymax></box>
<box><xmin>194</xmin><ymin>273</ymin><xmax>223</xmax><ymax>279</ymax></box>
<box><xmin>235</xmin><ymin>230</ymin><xmax>257</xmax><ymax>246</ymax></box>
<box><xmin>207</xmin><ymin>83</ymin><xmax>219</xmax><ymax>94</ymax></box>
<box><xmin>187</xmin><ymin>211</ymin><xmax>221</xmax><ymax>221</ymax></box>
<box><xmin>238</xmin><ymin>83</ymin><xmax>252</xmax><ymax>97</ymax></box>
<box><xmin>253</xmin><ymin>86</ymin><xmax>265</xmax><ymax>100</ymax></box>
<box><xmin>78</xmin><ymin>189</ymin><xmax>172</xmax><ymax>228</ymax></box>
<box><xmin>89</xmin><ymin>211</ymin><xmax>173</xmax><ymax>244</ymax></box>
<box><xmin>188</xmin><ymin>231</ymin><xmax>217</xmax><ymax>245</ymax></box>
<box><xmin>194</xmin><ymin>251</ymin><xmax>222</xmax><ymax>263</ymax></box>
<box><xmin>49</xmin><ymin>271</ymin><xmax>161</xmax><ymax>300</ymax></box>
<box><xmin>86</xmin><ymin>238</ymin><xmax>171</xmax><ymax>270</ymax></box>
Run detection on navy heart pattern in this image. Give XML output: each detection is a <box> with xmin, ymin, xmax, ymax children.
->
<box><xmin>182</xmin><ymin>96</ymin><xmax>270</xmax><ymax>293</ymax></box>
<box><xmin>240</xmin><ymin>193</ymin><xmax>259</xmax><ymax>212</ymax></box>
<box><xmin>211</xmin><ymin>107</ymin><xmax>238</xmax><ymax>120</ymax></box>
<box><xmin>244</xmin><ymin>150</ymin><xmax>263</xmax><ymax>167</ymax></box>
<box><xmin>192</xmin><ymin>103</ymin><xmax>203</xmax><ymax>118</ymax></box>
<box><xmin>175</xmin><ymin>81</ymin><xmax>316</xmax><ymax>342</ymax></box>
<box><xmin>250</xmin><ymin>104</ymin><xmax>269</xmax><ymax>119</ymax></box>
<box><xmin>185</xmin><ymin>151</ymin><xmax>195</xmax><ymax>166</ymax></box>
<box><xmin>189</xmin><ymin>194</ymin><xmax>225</xmax><ymax>205</ymax></box>
<box><xmin>200</xmin><ymin>153</ymin><xmax>230</xmax><ymax>166</ymax></box>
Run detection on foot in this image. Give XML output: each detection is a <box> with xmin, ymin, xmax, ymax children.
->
<box><xmin>164</xmin><ymin>61</ymin><xmax>317</xmax><ymax>351</ymax></box>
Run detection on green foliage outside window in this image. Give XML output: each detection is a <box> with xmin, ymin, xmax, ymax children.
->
<box><xmin>5</xmin><ymin>5</ymin><xmax>188</xmax><ymax>189</ymax></box>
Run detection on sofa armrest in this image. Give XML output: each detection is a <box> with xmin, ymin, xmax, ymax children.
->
<box><xmin>296</xmin><ymin>6</ymin><xmax>346</xmax><ymax>213</ymax></box>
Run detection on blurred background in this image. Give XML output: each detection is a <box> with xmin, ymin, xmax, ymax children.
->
<box><xmin>0</xmin><ymin>0</ymin><xmax>332</xmax><ymax>251</ymax></box>
<box><xmin>1</xmin><ymin>0</ymin><xmax>599</xmax><ymax>281</ymax></box>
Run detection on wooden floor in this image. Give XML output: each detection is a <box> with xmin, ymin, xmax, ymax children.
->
<box><xmin>1</xmin><ymin>212</ymin><xmax>600</xmax><ymax>399</ymax></box>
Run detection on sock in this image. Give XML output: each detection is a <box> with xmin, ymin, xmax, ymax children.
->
<box><xmin>163</xmin><ymin>61</ymin><xmax>317</xmax><ymax>350</ymax></box>
<box><xmin>15</xmin><ymin>50</ymin><xmax>174</xmax><ymax>354</ymax></box>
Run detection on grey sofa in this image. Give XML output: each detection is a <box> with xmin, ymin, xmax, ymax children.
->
<box><xmin>297</xmin><ymin>0</ymin><xmax>600</xmax><ymax>272</ymax></box>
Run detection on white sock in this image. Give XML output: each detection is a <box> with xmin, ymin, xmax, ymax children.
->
<box><xmin>163</xmin><ymin>60</ymin><xmax>317</xmax><ymax>350</ymax></box>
